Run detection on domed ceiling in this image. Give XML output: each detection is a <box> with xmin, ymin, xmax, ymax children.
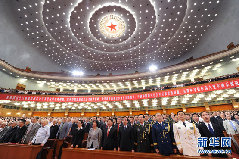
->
<box><xmin>11</xmin><ymin>0</ymin><xmax>223</xmax><ymax>73</ymax></box>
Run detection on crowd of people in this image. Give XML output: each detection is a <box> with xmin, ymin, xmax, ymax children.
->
<box><xmin>0</xmin><ymin>72</ymin><xmax>238</xmax><ymax>96</ymax></box>
<box><xmin>0</xmin><ymin>110</ymin><xmax>239</xmax><ymax>158</ymax></box>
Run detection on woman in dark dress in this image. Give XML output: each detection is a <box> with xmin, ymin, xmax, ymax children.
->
<box><xmin>71</xmin><ymin>120</ymin><xmax>85</xmax><ymax>148</ymax></box>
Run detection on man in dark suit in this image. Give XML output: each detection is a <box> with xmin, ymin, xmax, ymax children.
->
<box><xmin>192</xmin><ymin>113</ymin><xmax>202</xmax><ymax>128</ymax></box>
<box><xmin>210</xmin><ymin>112</ymin><xmax>225</xmax><ymax>131</ymax></box>
<box><xmin>9</xmin><ymin>119</ymin><xmax>27</xmax><ymax>143</ymax></box>
<box><xmin>128</xmin><ymin>117</ymin><xmax>135</xmax><ymax>127</ymax></box>
<box><xmin>114</xmin><ymin>117</ymin><xmax>122</xmax><ymax>132</ymax></box>
<box><xmin>101</xmin><ymin>119</ymin><xmax>117</xmax><ymax>150</ymax></box>
<box><xmin>84</xmin><ymin>118</ymin><xmax>91</xmax><ymax>133</ymax></box>
<box><xmin>210</xmin><ymin>112</ymin><xmax>219</xmax><ymax>124</ymax></box>
<box><xmin>100</xmin><ymin>117</ymin><xmax>107</xmax><ymax>131</ymax></box>
<box><xmin>0</xmin><ymin>121</ymin><xmax>18</xmax><ymax>143</ymax></box>
<box><xmin>69</xmin><ymin>119</ymin><xmax>78</xmax><ymax>135</ymax></box>
<box><xmin>118</xmin><ymin>117</ymin><xmax>134</xmax><ymax>152</ymax></box>
<box><xmin>49</xmin><ymin>119</ymin><xmax>59</xmax><ymax>139</ymax></box>
<box><xmin>198</xmin><ymin>111</ymin><xmax>230</xmax><ymax>158</ymax></box>
<box><xmin>71</xmin><ymin>121</ymin><xmax>85</xmax><ymax>148</ymax></box>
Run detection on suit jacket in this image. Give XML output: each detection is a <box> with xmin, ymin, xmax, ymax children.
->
<box><xmin>0</xmin><ymin>126</ymin><xmax>18</xmax><ymax>143</ymax></box>
<box><xmin>72</xmin><ymin>127</ymin><xmax>85</xmax><ymax>148</ymax></box>
<box><xmin>85</xmin><ymin>122</ymin><xmax>91</xmax><ymax>133</ymax></box>
<box><xmin>198</xmin><ymin>122</ymin><xmax>227</xmax><ymax>157</ymax></box>
<box><xmin>0</xmin><ymin>127</ymin><xmax>9</xmax><ymax>139</ymax></box>
<box><xmin>217</xmin><ymin>118</ymin><xmax>226</xmax><ymax>131</ymax></box>
<box><xmin>57</xmin><ymin>122</ymin><xmax>69</xmax><ymax>139</ymax></box>
<box><xmin>192</xmin><ymin>121</ymin><xmax>203</xmax><ymax>128</ymax></box>
<box><xmin>22</xmin><ymin>123</ymin><xmax>41</xmax><ymax>144</ymax></box>
<box><xmin>101</xmin><ymin>126</ymin><xmax>118</xmax><ymax>150</ymax></box>
<box><xmin>49</xmin><ymin>125</ymin><xmax>59</xmax><ymax>139</ymax></box>
<box><xmin>70</xmin><ymin>123</ymin><xmax>78</xmax><ymax>135</ymax></box>
<box><xmin>223</xmin><ymin>120</ymin><xmax>239</xmax><ymax>135</ymax></box>
<box><xmin>118</xmin><ymin>125</ymin><xmax>134</xmax><ymax>151</ymax></box>
<box><xmin>9</xmin><ymin>125</ymin><xmax>27</xmax><ymax>143</ymax></box>
<box><xmin>87</xmin><ymin>127</ymin><xmax>102</xmax><ymax>149</ymax></box>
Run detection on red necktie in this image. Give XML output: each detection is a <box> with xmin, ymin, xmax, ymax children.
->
<box><xmin>107</xmin><ymin>128</ymin><xmax>110</xmax><ymax>137</ymax></box>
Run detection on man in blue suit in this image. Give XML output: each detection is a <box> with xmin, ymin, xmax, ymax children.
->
<box><xmin>152</xmin><ymin>113</ymin><xmax>176</xmax><ymax>156</ymax></box>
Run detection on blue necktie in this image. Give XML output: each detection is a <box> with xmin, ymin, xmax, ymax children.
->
<box><xmin>208</xmin><ymin>124</ymin><xmax>214</xmax><ymax>135</ymax></box>
<box><xmin>229</xmin><ymin>121</ymin><xmax>237</xmax><ymax>132</ymax></box>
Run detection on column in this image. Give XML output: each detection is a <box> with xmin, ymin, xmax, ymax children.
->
<box><xmin>204</xmin><ymin>102</ymin><xmax>210</xmax><ymax>111</ymax></box>
<box><xmin>231</xmin><ymin>99</ymin><xmax>239</xmax><ymax>109</ymax></box>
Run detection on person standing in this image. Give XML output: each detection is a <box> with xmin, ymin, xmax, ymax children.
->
<box><xmin>223</xmin><ymin>114</ymin><xmax>239</xmax><ymax>135</ymax></box>
<box><xmin>152</xmin><ymin>113</ymin><xmax>176</xmax><ymax>156</ymax></box>
<box><xmin>173</xmin><ymin>111</ymin><xmax>201</xmax><ymax>156</ymax></box>
<box><xmin>233</xmin><ymin>114</ymin><xmax>239</xmax><ymax>125</ymax></box>
<box><xmin>9</xmin><ymin>119</ymin><xmax>27</xmax><ymax>143</ymax></box>
<box><xmin>101</xmin><ymin>119</ymin><xmax>117</xmax><ymax>150</ymax></box>
<box><xmin>223</xmin><ymin>114</ymin><xmax>239</xmax><ymax>153</ymax></box>
<box><xmin>118</xmin><ymin>117</ymin><xmax>134</xmax><ymax>152</ymax></box>
<box><xmin>49</xmin><ymin>119</ymin><xmax>59</xmax><ymax>139</ymax></box>
<box><xmin>192</xmin><ymin>113</ymin><xmax>203</xmax><ymax>128</ymax></box>
<box><xmin>71</xmin><ymin>120</ymin><xmax>85</xmax><ymax>148</ymax></box>
<box><xmin>29</xmin><ymin>119</ymin><xmax>50</xmax><ymax>146</ymax></box>
<box><xmin>57</xmin><ymin>118</ymin><xmax>69</xmax><ymax>139</ymax></box>
<box><xmin>87</xmin><ymin>120</ymin><xmax>102</xmax><ymax>149</ymax></box>
<box><xmin>133</xmin><ymin>114</ymin><xmax>152</xmax><ymax>153</ymax></box>
<box><xmin>22</xmin><ymin>117</ymin><xmax>41</xmax><ymax>144</ymax></box>
<box><xmin>0</xmin><ymin>121</ymin><xmax>18</xmax><ymax>143</ymax></box>
<box><xmin>198</xmin><ymin>111</ymin><xmax>229</xmax><ymax>158</ymax></box>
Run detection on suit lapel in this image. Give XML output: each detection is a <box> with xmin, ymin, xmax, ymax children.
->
<box><xmin>202</xmin><ymin>122</ymin><xmax>211</xmax><ymax>136</ymax></box>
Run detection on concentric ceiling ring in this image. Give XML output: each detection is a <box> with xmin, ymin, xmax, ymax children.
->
<box><xmin>87</xmin><ymin>6</ymin><xmax>136</xmax><ymax>44</ymax></box>
<box><xmin>12</xmin><ymin>0</ymin><xmax>223</xmax><ymax>72</ymax></box>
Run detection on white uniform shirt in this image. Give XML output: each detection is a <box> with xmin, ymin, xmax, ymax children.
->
<box><xmin>32</xmin><ymin>125</ymin><xmax>50</xmax><ymax>145</ymax></box>
<box><xmin>173</xmin><ymin>120</ymin><xmax>202</xmax><ymax>156</ymax></box>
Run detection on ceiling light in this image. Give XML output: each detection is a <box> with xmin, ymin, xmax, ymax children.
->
<box><xmin>71</xmin><ymin>70</ymin><xmax>84</xmax><ymax>76</ymax></box>
<box><xmin>149</xmin><ymin>64</ymin><xmax>158</xmax><ymax>72</ymax></box>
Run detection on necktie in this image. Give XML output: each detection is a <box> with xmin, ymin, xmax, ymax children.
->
<box><xmin>124</xmin><ymin>126</ymin><xmax>126</xmax><ymax>131</ymax></box>
<box><xmin>208</xmin><ymin>123</ymin><xmax>214</xmax><ymax>135</ymax></box>
<box><xmin>107</xmin><ymin>128</ymin><xmax>110</xmax><ymax>137</ymax></box>
<box><xmin>183</xmin><ymin>122</ymin><xmax>186</xmax><ymax>127</ymax></box>
<box><xmin>229</xmin><ymin>121</ymin><xmax>237</xmax><ymax>132</ymax></box>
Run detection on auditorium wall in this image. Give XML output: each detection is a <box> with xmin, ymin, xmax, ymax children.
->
<box><xmin>27</xmin><ymin>104</ymin><xmax>236</xmax><ymax>117</ymax></box>
<box><xmin>0</xmin><ymin>59</ymin><xmax>238</xmax><ymax>91</ymax></box>
<box><xmin>0</xmin><ymin>107</ymin><xmax>32</xmax><ymax>117</ymax></box>
<box><xmin>0</xmin><ymin>71</ymin><xmax>55</xmax><ymax>91</ymax></box>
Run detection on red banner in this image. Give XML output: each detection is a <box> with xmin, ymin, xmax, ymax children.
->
<box><xmin>0</xmin><ymin>79</ymin><xmax>238</xmax><ymax>103</ymax></box>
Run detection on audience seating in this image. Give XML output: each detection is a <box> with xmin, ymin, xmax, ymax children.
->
<box><xmin>0</xmin><ymin>143</ymin><xmax>42</xmax><ymax>159</ymax></box>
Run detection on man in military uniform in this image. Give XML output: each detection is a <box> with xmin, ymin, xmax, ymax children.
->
<box><xmin>144</xmin><ymin>114</ymin><xmax>154</xmax><ymax>126</ymax></box>
<box><xmin>133</xmin><ymin>114</ymin><xmax>153</xmax><ymax>153</ymax></box>
<box><xmin>152</xmin><ymin>113</ymin><xmax>176</xmax><ymax>156</ymax></box>
<box><xmin>173</xmin><ymin>111</ymin><xmax>202</xmax><ymax>156</ymax></box>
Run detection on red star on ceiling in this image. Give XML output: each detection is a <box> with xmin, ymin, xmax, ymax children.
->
<box><xmin>107</xmin><ymin>22</ymin><xmax>117</xmax><ymax>31</ymax></box>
